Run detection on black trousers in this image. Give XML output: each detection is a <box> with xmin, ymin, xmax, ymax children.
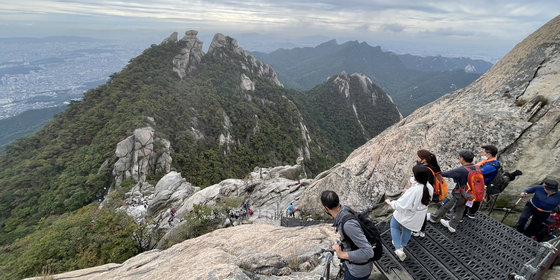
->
<box><xmin>516</xmin><ymin>202</ymin><xmax>550</xmax><ymax>237</ymax></box>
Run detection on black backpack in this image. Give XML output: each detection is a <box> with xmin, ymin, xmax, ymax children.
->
<box><xmin>485</xmin><ymin>162</ymin><xmax>510</xmax><ymax>195</ymax></box>
<box><xmin>339</xmin><ymin>208</ymin><xmax>383</xmax><ymax>263</ymax></box>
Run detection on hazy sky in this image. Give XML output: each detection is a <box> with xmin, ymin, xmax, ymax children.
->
<box><xmin>1</xmin><ymin>1</ymin><xmax>559</xmax><ymax>60</ymax></box>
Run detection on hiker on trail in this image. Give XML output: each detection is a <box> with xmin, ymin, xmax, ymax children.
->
<box><xmin>516</xmin><ymin>179</ymin><xmax>560</xmax><ymax>238</ymax></box>
<box><xmin>322</xmin><ymin>190</ymin><xmax>374</xmax><ymax>280</ymax></box>
<box><xmin>464</xmin><ymin>145</ymin><xmax>501</xmax><ymax>218</ymax></box>
<box><xmin>287</xmin><ymin>203</ymin><xmax>295</xmax><ymax>217</ymax></box>
<box><xmin>385</xmin><ymin>165</ymin><xmax>433</xmax><ymax>261</ymax></box>
<box><xmin>412</xmin><ymin>149</ymin><xmax>444</xmax><ymax>238</ymax></box>
<box><xmin>428</xmin><ymin>150</ymin><xmax>477</xmax><ymax>233</ymax></box>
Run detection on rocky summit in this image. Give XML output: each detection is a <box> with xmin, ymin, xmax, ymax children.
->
<box><xmin>298</xmin><ymin>15</ymin><xmax>560</xmax><ymax>213</ymax></box>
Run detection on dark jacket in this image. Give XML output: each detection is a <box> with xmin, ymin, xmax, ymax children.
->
<box><xmin>524</xmin><ymin>185</ymin><xmax>560</xmax><ymax>212</ymax></box>
<box><xmin>334</xmin><ymin>205</ymin><xmax>374</xmax><ymax>278</ymax></box>
<box><xmin>441</xmin><ymin>163</ymin><xmax>475</xmax><ymax>198</ymax></box>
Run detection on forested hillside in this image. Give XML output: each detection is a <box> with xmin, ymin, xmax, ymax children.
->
<box><xmin>0</xmin><ymin>32</ymin><xmax>401</xmax><ymax>279</ymax></box>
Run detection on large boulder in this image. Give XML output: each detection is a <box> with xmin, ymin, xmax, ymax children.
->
<box><xmin>299</xmin><ymin>15</ymin><xmax>560</xmax><ymax>214</ymax></box>
<box><xmin>148</xmin><ymin>171</ymin><xmax>200</xmax><ymax>216</ymax></box>
<box><xmin>24</xmin><ymin>224</ymin><xmax>339</xmax><ymax>280</ymax></box>
<box><xmin>112</xmin><ymin>126</ymin><xmax>172</xmax><ymax>187</ymax></box>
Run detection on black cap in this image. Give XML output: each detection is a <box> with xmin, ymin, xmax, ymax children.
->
<box><xmin>544</xmin><ymin>179</ymin><xmax>559</xmax><ymax>192</ymax></box>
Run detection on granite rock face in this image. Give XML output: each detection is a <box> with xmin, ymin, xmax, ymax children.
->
<box><xmin>171</xmin><ymin>30</ymin><xmax>205</xmax><ymax>79</ymax></box>
<box><xmin>112</xmin><ymin>126</ymin><xmax>172</xmax><ymax>188</ymax></box>
<box><xmin>298</xmin><ymin>15</ymin><xmax>560</xmax><ymax>214</ymax></box>
<box><xmin>25</xmin><ymin>224</ymin><xmax>341</xmax><ymax>280</ymax></box>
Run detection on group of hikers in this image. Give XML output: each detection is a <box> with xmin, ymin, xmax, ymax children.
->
<box><xmin>322</xmin><ymin>145</ymin><xmax>560</xmax><ymax>280</ymax></box>
<box><xmin>228</xmin><ymin>200</ymin><xmax>253</xmax><ymax>221</ymax></box>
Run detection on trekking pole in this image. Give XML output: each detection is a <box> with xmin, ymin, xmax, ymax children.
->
<box><xmin>501</xmin><ymin>197</ymin><xmax>523</xmax><ymax>223</ymax></box>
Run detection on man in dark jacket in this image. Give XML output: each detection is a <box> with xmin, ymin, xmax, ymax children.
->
<box><xmin>516</xmin><ymin>179</ymin><xmax>560</xmax><ymax>237</ymax></box>
<box><xmin>427</xmin><ymin>150</ymin><xmax>476</xmax><ymax>233</ymax></box>
<box><xmin>322</xmin><ymin>190</ymin><xmax>374</xmax><ymax>280</ymax></box>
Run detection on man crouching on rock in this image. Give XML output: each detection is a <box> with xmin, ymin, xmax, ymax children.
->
<box><xmin>322</xmin><ymin>190</ymin><xmax>374</xmax><ymax>280</ymax></box>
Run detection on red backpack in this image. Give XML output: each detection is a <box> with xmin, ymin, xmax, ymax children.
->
<box><xmin>464</xmin><ymin>165</ymin><xmax>485</xmax><ymax>202</ymax></box>
<box><xmin>427</xmin><ymin>167</ymin><xmax>448</xmax><ymax>202</ymax></box>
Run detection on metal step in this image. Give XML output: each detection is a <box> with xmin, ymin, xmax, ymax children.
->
<box><xmin>375</xmin><ymin>212</ymin><xmax>545</xmax><ymax>280</ymax></box>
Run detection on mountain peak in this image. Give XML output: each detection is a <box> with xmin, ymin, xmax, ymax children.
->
<box><xmin>317</xmin><ymin>39</ymin><xmax>338</xmax><ymax>48</ymax></box>
<box><xmin>170</xmin><ymin>30</ymin><xmax>204</xmax><ymax>79</ymax></box>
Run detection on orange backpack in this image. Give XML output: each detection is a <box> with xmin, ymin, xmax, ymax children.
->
<box><xmin>427</xmin><ymin>167</ymin><xmax>448</xmax><ymax>202</ymax></box>
<box><xmin>464</xmin><ymin>165</ymin><xmax>485</xmax><ymax>202</ymax></box>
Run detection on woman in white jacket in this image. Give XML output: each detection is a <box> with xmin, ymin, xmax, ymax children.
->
<box><xmin>385</xmin><ymin>165</ymin><xmax>433</xmax><ymax>261</ymax></box>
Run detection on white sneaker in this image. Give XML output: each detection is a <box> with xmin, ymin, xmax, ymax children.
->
<box><xmin>440</xmin><ymin>219</ymin><xmax>456</xmax><ymax>233</ymax></box>
<box><xmin>394</xmin><ymin>248</ymin><xmax>406</xmax><ymax>261</ymax></box>
<box><xmin>418</xmin><ymin>231</ymin><xmax>426</xmax><ymax>238</ymax></box>
<box><xmin>427</xmin><ymin>213</ymin><xmax>437</xmax><ymax>223</ymax></box>
<box><xmin>412</xmin><ymin>231</ymin><xmax>420</xmax><ymax>237</ymax></box>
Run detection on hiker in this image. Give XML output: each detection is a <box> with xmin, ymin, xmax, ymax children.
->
<box><xmin>322</xmin><ymin>190</ymin><xmax>374</xmax><ymax>280</ymax></box>
<box><xmin>287</xmin><ymin>203</ymin><xmax>295</xmax><ymax>217</ymax></box>
<box><xmin>464</xmin><ymin>145</ymin><xmax>501</xmax><ymax>217</ymax></box>
<box><xmin>516</xmin><ymin>179</ymin><xmax>560</xmax><ymax>238</ymax></box>
<box><xmin>412</xmin><ymin>149</ymin><xmax>444</xmax><ymax>238</ymax></box>
<box><xmin>428</xmin><ymin>150</ymin><xmax>478</xmax><ymax>233</ymax></box>
<box><xmin>385</xmin><ymin>165</ymin><xmax>433</xmax><ymax>261</ymax></box>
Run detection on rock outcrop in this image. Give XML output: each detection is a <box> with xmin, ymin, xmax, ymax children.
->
<box><xmin>207</xmin><ymin>33</ymin><xmax>283</xmax><ymax>88</ymax></box>
<box><xmin>173</xmin><ymin>157</ymin><xmax>308</xmax><ymax>221</ymax></box>
<box><xmin>298</xmin><ymin>15</ymin><xmax>560</xmax><ymax>213</ymax></box>
<box><xmin>171</xmin><ymin>30</ymin><xmax>204</xmax><ymax>79</ymax></box>
<box><xmin>148</xmin><ymin>171</ymin><xmax>200</xmax><ymax>216</ymax></box>
<box><xmin>25</xmin><ymin>224</ymin><xmax>341</xmax><ymax>280</ymax></box>
<box><xmin>112</xmin><ymin>126</ymin><xmax>172</xmax><ymax>187</ymax></box>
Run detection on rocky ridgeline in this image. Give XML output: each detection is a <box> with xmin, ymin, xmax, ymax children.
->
<box><xmin>298</xmin><ymin>15</ymin><xmax>560</xmax><ymax>213</ymax></box>
<box><xmin>164</xmin><ymin>30</ymin><xmax>282</xmax><ymax>89</ymax></box>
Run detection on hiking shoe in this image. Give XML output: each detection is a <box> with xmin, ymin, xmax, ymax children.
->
<box><xmin>394</xmin><ymin>248</ymin><xmax>406</xmax><ymax>261</ymax></box>
<box><xmin>427</xmin><ymin>213</ymin><xmax>437</xmax><ymax>223</ymax></box>
<box><xmin>440</xmin><ymin>219</ymin><xmax>456</xmax><ymax>233</ymax></box>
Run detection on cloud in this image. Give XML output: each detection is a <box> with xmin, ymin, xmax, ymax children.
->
<box><xmin>0</xmin><ymin>0</ymin><xmax>558</xmax><ymax>54</ymax></box>
<box><xmin>381</xmin><ymin>24</ymin><xmax>405</xmax><ymax>33</ymax></box>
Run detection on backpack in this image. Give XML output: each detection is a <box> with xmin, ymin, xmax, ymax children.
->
<box><xmin>485</xmin><ymin>162</ymin><xmax>510</xmax><ymax>195</ymax></box>
<box><xmin>339</xmin><ymin>208</ymin><xmax>383</xmax><ymax>263</ymax></box>
<box><xmin>427</xmin><ymin>167</ymin><xmax>448</xmax><ymax>202</ymax></box>
<box><xmin>464</xmin><ymin>165</ymin><xmax>485</xmax><ymax>202</ymax></box>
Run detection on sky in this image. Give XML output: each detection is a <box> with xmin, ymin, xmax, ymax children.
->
<box><xmin>1</xmin><ymin>0</ymin><xmax>559</xmax><ymax>61</ymax></box>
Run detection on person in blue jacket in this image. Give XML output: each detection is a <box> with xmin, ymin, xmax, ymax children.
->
<box><xmin>464</xmin><ymin>145</ymin><xmax>501</xmax><ymax>218</ymax></box>
<box><xmin>516</xmin><ymin>179</ymin><xmax>560</xmax><ymax>237</ymax></box>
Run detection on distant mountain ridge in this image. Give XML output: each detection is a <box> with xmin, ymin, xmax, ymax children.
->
<box><xmin>252</xmin><ymin>39</ymin><xmax>492</xmax><ymax>116</ymax></box>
